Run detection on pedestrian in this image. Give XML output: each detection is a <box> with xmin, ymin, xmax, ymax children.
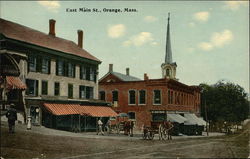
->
<box><xmin>97</xmin><ymin>118</ymin><xmax>104</xmax><ymax>135</ymax></box>
<box><xmin>6</xmin><ymin>103</ymin><xmax>17</xmax><ymax>133</ymax></box>
<box><xmin>105</xmin><ymin>119</ymin><xmax>111</xmax><ymax>134</ymax></box>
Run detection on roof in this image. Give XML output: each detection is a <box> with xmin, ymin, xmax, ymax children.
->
<box><xmin>99</xmin><ymin>71</ymin><xmax>141</xmax><ymax>82</ymax></box>
<box><xmin>0</xmin><ymin>18</ymin><xmax>100</xmax><ymax>63</ymax></box>
<box><xmin>0</xmin><ymin>76</ymin><xmax>27</xmax><ymax>90</ymax></box>
<box><xmin>43</xmin><ymin>103</ymin><xmax>118</xmax><ymax>117</ymax></box>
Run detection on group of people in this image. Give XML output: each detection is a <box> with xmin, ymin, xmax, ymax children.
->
<box><xmin>96</xmin><ymin>118</ymin><xmax>111</xmax><ymax>135</ymax></box>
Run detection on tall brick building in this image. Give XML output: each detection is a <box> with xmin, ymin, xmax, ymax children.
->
<box><xmin>99</xmin><ymin>14</ymin><xmax>204</xmax><ymax>130</ymax></box>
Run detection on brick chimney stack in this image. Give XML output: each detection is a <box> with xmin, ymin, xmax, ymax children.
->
<box><xmin>126</xmin><ymin>68</ymin><xmax>130</xmax><ymax>76</ymax></box>
<box><xmin>109</xmin><ymin>64</ymin><xmax>113</xmax><ymax>72</ymax></box>
<box><xmin>144</xmin><ymin>73</ymin><xmax>149</xmax><ymax>80</ymax></box>
<box><xmin>49</xmin><ymin>19</ymin><xmax>56</xmax><ymax>36</ymax></box>
<box><xmin>77</xmin><ymin>30</ymin><xmax>83</xmax><ymax>48</ymax></box>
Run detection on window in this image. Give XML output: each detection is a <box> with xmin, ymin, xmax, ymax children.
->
<box><xmin>80</xmin><ymin>65</ymin><xmax>86</xmax><ymax>80</ymax></box>
<box><xmin>152</xmin><ymin>113</ymin><xmax>166</xmax><ymax>122</ymax></box>
<box><xmin>112</xmin><ymin>91</ymin><xmax>118</xmax><ymax>102</ymax></box>
<box><xmin>26</xmin><ymin>79</ymin><xmax>38</xmax><ymax>96</ymax></box>
<box><xmin>28</xmin><ymin>56</ymin><xmax>36</xmax><ymax>72</ymax></box>
<box><xmin>128</xmin><ymin>112</ymin><xmax>135</xmax><ymax>120</ymax></box>
<box><xmin>86</xmin><ymin>67</ymin><xmax>91</xmax><ymax>80</ymax></box>
<box><xmin>68</xmin><ymin>84</ymin><xmax>73</xmax><ymax>98</ymax></box>
<box><xmin>90</xmin><ymin>67</ymin><xmax>95</xmax><ymax>81</ymax></box>
<box><xmin>139</xmin><ymin>90</ymin><xmax>146</xmax><ymax>105</ymax></box>
<box><xmin>129</xmin><ymin>90</ymin><xmax>136</xmax><ymax>105</ymax></box>
<box><xmin>79</xmin><ymin>85</ymin><xmax>86</xmax><ymax>99</ymax></box>
<box><xmin>56</xmin><ymin>60</ymin><xmax>64</xmax><ymax>76</ymax></box>
<box><xmin>86</xmin><ymin>86</ymin><xmax>93</xmax><ymax>99</ymax></box>
<box><xmin>153</xmin><ymin>90</ymin><xmax>161</xmax><ymax>105</ymax></box>
<box><xmin>54</xmin><ymin>82</ymin><xmax>60</xmax><ymax>96</ymax></box>
<box><xmin>41</xmin><ymin>58</ymin><xmax>50</xmax><ymax>74</ymax></box>
<box><xmin>68</xmin><ymin>63</ymin><xmax>75</xmax><ymax>77</ymax></box>
<box><xmin>99</xmin><ymin>91</ymin><xmax>105</xmax><ymax>101</ymax></box>
<box><xmin>166</xmin><ymin>68</ymin><xmax>170</xmax><ymax>76</ymax></box>
<box><xmin>41</xmin><ymin>81</ymin><xmax>48</xmax><ymax>95</ymax></box>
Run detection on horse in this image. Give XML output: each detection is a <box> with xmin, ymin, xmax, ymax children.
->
<box><xmin>159</xmin><ymin>121</ymin><xmax>174</xmax><ymax>140</ymax></box>
<box><xmin>123</xmin><ymin>121</ymin><xmax>134</xmax><ymax>137</ymax></box>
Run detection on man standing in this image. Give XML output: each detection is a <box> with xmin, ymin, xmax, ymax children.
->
<box><xmin>6</xmin><ymin>103</ymin><xmax>17</xmax><ymax>133</ymax></box>
<box><xmin>97</xmin><ymin>118</ymin><xmax>104</xmax><ymax>135</ymax></box>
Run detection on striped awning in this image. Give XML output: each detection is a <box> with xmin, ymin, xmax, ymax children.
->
<box><xmin>43</xmin><ymin>103</ymin><xmax>118</xmax><ymax>117</ymax></box>
<box><xmin>0</xmin><ymin>76</ymin><xmax>27</xmax><ymax>90</ymax></box>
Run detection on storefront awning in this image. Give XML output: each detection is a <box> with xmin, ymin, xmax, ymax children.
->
<box><xmin>184</xmin><ymin>113</ymin><xmax>206</xmax><ymax>126</ymax></box>
<box><xmin>1</xmin><ymin>76</ymin><xmax>27</xmax><ymax>90</ymax></box>
<box><xmin>167</xmin><ymin>114</ymin><xmax>187</xmax><ymax>124</ymax></box>
<box><xmin>43</xmin><ymin>103</ymin><xmax>118</xmax><ymax>117</ymax></box>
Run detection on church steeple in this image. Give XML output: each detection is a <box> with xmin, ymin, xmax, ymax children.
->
<box><xmin>161</xmin><ymin>13</ymin><xmax>177</xmax><ymax>80</ymax></box>
<box><xmin>165</xmin><ymin>13</ymin><xmax>172</xmax><ymax>64</ymax></box>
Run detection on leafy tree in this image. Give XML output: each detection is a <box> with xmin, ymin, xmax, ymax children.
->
<box><xmin>199</xmin><ymin>81</ymin><xmax>249</xmax><ymax>126</ymax></box>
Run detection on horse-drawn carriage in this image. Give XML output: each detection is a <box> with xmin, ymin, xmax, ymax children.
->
<box><xmin>106</xmin><ymin>113</ymin><xmax>134</xmax><ymax>136</ymax></box>
<box><xmin>143</xmin><ymin>121</ymin><xmax>173</xmax><ymax>140</ymax></box>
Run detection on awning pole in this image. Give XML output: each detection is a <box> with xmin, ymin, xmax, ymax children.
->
<box><xmin>84</xmin><ymin>116</ymin><xmax>86</xmax><ymax>132</ymax></box>
<box><xmin>79</xmin><ymin>114</ymin><xmax>81</xmax><ymax>133</ymax></box>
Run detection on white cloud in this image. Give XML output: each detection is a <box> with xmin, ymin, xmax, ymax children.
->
<box><xmin>198</xmin><ymin>42</ymin><xmax>214</xmax><ymax>51</ymax></box>
<box><xmin>37</xmin><ymin>1</ymin><xmax>60</xmax><ymax>12</ymax></box>
<box><xmin>211</xmin><ymin>30</ymin><xmax>233</xmax><ymax>47</ymax></box>
<box><xmin>197</xmin><ymin>29</ymin><xmax>234</xmax><ymax>51</ymax></box>
<box><xmin>187</xmin><ymin>47</ymin><xmax>195</xmax><ymax>53</ymax></box>
<box><xmin>224</xmin><ymin>1</ymin><xmax>248</xmax><ymax>11</ymax></box>
<box><xmin>151</xmin><ymin>42</ymin><xmax>158</xmax><ymax>46</ymax></box>
<box><xmin>188</xmin><ymin>22</ymin><xmax>196</xmax><ymax>27</ymax></box>
<box><xmin>193</xmin><ymin>11</ymin><xmax>210</xmax><ymax>22</ymax></box>
<box><xmin>144</xmin><ymin>16</ymin><xmax>158</xmax><ymax>22</ymax></box>
<box><xmin>107</xmin><ymin>24</ymin><xmax>126</xmax><ymax>38</ymax></box>
<box><xmin>123</xmin><ymin>32</ymin><xmax>155</xmax><ymax>47</ymax></box>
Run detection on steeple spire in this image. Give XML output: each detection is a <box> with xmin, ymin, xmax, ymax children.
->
<box><xmin>165</xmin><ymin>12</ymin><xmax>172</xmax><ymax>64</ymax></box>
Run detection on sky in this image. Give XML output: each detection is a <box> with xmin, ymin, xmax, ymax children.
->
<box><xmin>1</xmin><ymin>1</ymin><xmax>249</xmax><ymax>93</ymax></box>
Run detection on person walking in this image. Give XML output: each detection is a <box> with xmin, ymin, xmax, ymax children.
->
<box><xmin>97</xmin><ymin>118</ymin><xmax>104</xmax><ymax>135</ymax></box>
<box><xmin>6</xmin><ymin>103</ymin><xmax>17</xmax><ymax>133</ymax></box>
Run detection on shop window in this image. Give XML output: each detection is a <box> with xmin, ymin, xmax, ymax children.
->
<box><xmin>128</xmin><ymin>112</ymin><xmax>135</xmax><ymax>120</ymax></box>
<box><xmin>152</xmin><ymin>113</ymin><xmax>165</xmax><ymax>122</ymax></box>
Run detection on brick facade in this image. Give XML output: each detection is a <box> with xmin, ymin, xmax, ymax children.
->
<box><xmin>99</xmin><ymin>73</ymin><xmax>201</xmax><ymax>129</ymax></box>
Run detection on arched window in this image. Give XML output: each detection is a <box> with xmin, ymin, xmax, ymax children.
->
<box><xmin>139</xmin><ymin>90</ymin><xmax>146</xmax><ymax>104</ymax></box>
<box><xmin>166</xmin><ymin>68</ymin><xmax>171</xmax><ymax>76</ymax></box>
<box><xmin>129</xmin><ymin>90</ymin><xmax>136</xmax><ymax>104</ymax></box>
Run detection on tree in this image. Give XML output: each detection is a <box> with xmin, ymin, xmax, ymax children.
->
<box><xmin>199</xmin><ymin>81</ymin><xmax>249</xmax><ymax>126</ymax></box>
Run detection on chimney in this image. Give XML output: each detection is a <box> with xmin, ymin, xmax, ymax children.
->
<box><xmin>109</xmin><ymin>64</ymin><xmax>113</xmax><ymax>72</ymax></box>
<box><xmin>49</xmin><ymin>19</ymin><xmax>56</xmax><ymax>36</ymax></box>
<box><xmin>77</xmin><ymin>30</ymin><xmax>83</xmax><ymax>48</ymax></box>
<box><xmin>126</xmin><ymin>68</ymin><xmax>130</xmax><ymax>76</ymax></box>
<box><xmin>144</xmin><ymin>73</ymin><xmax>149</xmax><ymax>80</ymax></box>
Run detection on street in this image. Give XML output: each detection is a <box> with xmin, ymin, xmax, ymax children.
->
<box><xmin>1</xmin><ymin>121</ymin><xmax>249</xmax><ymax>159</ymax></box>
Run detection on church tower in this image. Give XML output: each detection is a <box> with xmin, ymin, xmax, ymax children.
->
<box><xmin>161</xmin><ymin>13</ymin><xmax>177</xmax><ymax>80</ymax></box>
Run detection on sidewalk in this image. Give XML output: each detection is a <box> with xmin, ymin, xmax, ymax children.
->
<box><xmin>1</xmin><ymin>121</ymin><xmax>225</xmax><ymax>140</ymax></box>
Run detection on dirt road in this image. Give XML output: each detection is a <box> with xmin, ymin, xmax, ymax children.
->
<box><xmin>1</xmin><ymin>122</ymin><xmax>249</xmax><ymax>159</ymax></box>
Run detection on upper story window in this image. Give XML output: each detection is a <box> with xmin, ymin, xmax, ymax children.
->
<box><xmin>28</xmin><ymin>55</ymin><xmax>50</xmax><ymax>74</ymax></box>
<box><xmin>42</xmin><ymin>58</ymin><xmax>50</xmax><ymax>74</ymax></box>
<box><xmin>68</xmin><ymin>63</ymin><xmax>75</xmax><ymax>78</ymax></box>
<box><xmin>28</xmin><ymin>56</ymin><xmax>36</xmax><ymax>72</ymax></box>
<box><xmin>41</xmin><ymin>80</ymin><xmax>48</xmax><ymax>95</ymax></box>
<box><xmin>68</xmin><ymin>84</ymin><xmax>73</xmax><ymax>98</ymax></box>
<box><xmin>129</xmin><ymin>90</ymin><xmax>136</xmax><ymax>105</ymax></box>
<box><xmin>80</xmin><ymin>66</ymin><xmax>86</xmax><ymax>80</ymax></box>
<box><xmin>56</xmin><ymin>60</ymin><xmax>64</xmax><ymax>76</ymax></box>
<box><xmin>79</xmin><ymin>85</ymin><xmax>86</xmax><ymax>99</ymax></box>
<box><xmin>86</xmin><ymin>86</ymin><xmax>94</xmax><ymax>99</ymax></box>
<box><xmin>26</xmin><ymin>79</ymin><xmax>38</xmax><ymax>96</ymax></box>
<box><xmin>139</xmin><ymin>90</ymin><xmax>146</xmax><ymax>105</ymax></box>
<box><xmin>99</xmin><ymin>91</ymin><xmax>105</xmax><ymax>101</ymax></box>
<box><xmin>54</xmin><ymin>82</ymin><xmax>60</xmax><ymax>96</ymax></box>
<box><xmin>112</xmin><ymin>90</ymin><xmax>118</xmax><ymax>102</ymax></box>
<box><xmin>153</xmin><ymin>90</ymin><xmax>161</xmax><ymax>105</ymax></box>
